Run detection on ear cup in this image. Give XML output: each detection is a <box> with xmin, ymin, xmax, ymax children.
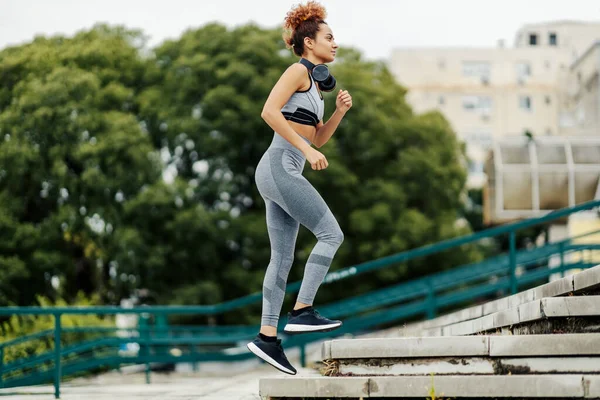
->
<box><xmin>312</xmin><ymin>64</ymin><xmax>330</xmax><ymax>81</ymax></box>
<box><xmin>318</xmin><ymin>75</ymin><xmax>336</xmax><ymax>92</ymax></box>
<box><xmin>299</xmin><ymin>58</ymin><xmax>337</xmax><ymax>92</ymax></box>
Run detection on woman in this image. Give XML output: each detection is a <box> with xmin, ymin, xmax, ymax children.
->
<box><xmin>246</xmin><ymin>1</ymin><xmax>353</xmax><ymax>375</ymax></box>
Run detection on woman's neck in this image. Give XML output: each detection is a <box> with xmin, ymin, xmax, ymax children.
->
<box><xmin>302</xmin><ymin>55</ymin><xmax>326</xmax><ymax>65</ymax></box>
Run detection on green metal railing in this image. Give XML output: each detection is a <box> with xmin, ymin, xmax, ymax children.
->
<box><xmin>1</xmin><ymin>199</ymin><xmax>599</xmax><ymax>398</ymax></box>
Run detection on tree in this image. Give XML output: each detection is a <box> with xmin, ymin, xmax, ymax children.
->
<box><xmin>0</xmin><ymin>25</ymin><xmax>160</xmax><ymax>305</ymax></box>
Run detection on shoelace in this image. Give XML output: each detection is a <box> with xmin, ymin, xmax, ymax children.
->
<box><xmin>291</xmin><ymin>307</ymin><xmax>324</xmax><ymax>319</ymax></box>
<box><xmin>308</xmin><ymin>308</ymin><xmax>323</xmax><ymax>318</ymax></box>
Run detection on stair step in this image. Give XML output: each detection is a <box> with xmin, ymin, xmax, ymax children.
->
<box><xmin>402</xmin><ymin>265</ymin><xmax>600</xmax><ymax>336</ymax></box>
<box><xmin>322</xmin><ymin>333</ymin><xmax>600</xmax><ymax>359</ymax></box>
<box><xmin>260</xmin><ymin>374</ymin><xmax>600</xmax><ymax>398</ymax></box>
<box><xmin>337</xmin><ymin>356</ymin><xmax>600</xmax><ymax>376</ymax></box>
<box><xmin>431</xmin><ymin>296</ymin><xmax>600</xmax><ymax>336</ymax></box>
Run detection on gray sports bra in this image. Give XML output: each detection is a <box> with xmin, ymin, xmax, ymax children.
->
<box><xmin>280</xmin><ymin>70</ymin><xmax>325</xmax><ymax>127</ymax></box>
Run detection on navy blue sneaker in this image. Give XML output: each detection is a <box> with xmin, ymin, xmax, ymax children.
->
<box><xmin>283</xmin><ymin>307</ymin><xmax>342</xmax><ymax>334</ymax></box>
<box><xmin>246</xmin><ymin>334</ymin><xmax>297</xmax><ymax>375</ymax></box>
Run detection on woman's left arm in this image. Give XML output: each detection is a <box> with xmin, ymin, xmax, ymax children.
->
<box><xmin>313</xmin><ymin>90</ymin><xmax>353</xmax><ymax>148</ymax></box>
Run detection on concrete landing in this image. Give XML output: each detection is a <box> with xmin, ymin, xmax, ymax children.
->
<box><xmin>0</xmin><ymin>365</ymin><xmax>319</xmax><ymax>400</ymax></box>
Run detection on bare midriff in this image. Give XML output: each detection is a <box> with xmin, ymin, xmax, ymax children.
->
<box><xmin>288</xmin><ymin>120</ymin><xmax>317</xmax><ymax>145</ymax></box>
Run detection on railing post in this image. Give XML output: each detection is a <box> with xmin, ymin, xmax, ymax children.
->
<box><xmin>509</xmin><ymin>231</ymin><xmax>517</xmax><ymax>294</ymax></box>
<box><xmin>54</xmin><ymin>313</ymin><xmax>62</xmax><ymax>399</ymax></box>
<box><xmin>0</xmin><ymin>345</ymin><xmax>4</xmax><ymax>389</ymax></box>
<box><xmin>191</xmin><ymin>344</ymin><xmax>198</xmax><ymax>372</ymax></box>
<box><xmin>141</xmin><ymin>314</ymin><xmax>151</xmax><ymax>384</ymax></box>
<box><xmin>426</xmin><ymin>278</ymin><xmax>436</xmax><ymax>319</ymax></box>
<box><xmin>300</xmin><ymin>344</ymin><xmax>306</xmax><ymax>368</ymax></box>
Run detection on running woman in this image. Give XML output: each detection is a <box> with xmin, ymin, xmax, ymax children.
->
<box><xmin>246</xmin><ymin>0</ymin><xmax>353</xmax><ymax>375</ymax></box>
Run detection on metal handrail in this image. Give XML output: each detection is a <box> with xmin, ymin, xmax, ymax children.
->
<box><xmin>1</xmin><ymin>199</ymin><xmax>599</xmax><ymax>398</ymax></box>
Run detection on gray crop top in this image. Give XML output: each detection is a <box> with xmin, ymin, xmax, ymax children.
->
<box><xmin>280</xmin><ymin>71</ymin><xmax>325</xmax><ymax>127</ymax></box>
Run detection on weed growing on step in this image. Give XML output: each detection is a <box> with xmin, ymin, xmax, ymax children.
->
<box><xmin>320</xmin><ymin>359</ymin><xmax>339</xmax><ymax>376</ymax></box>
<box><xmin>426</xmin><ymin>372</ymin><xmax>455</xmax><ymax>400</ymax></box>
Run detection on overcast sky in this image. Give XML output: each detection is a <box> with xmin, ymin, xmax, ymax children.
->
<box><xmin>2</xmin><ymin>0</ymin><xmax>599</xmax><ymax>61</ymax></box>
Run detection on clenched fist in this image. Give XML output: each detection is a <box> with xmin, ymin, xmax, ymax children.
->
<box><xmin>303</xmin><ymin>147</ymin><xmax>329</xmax><ymax>171</ymax></box>
<box><xmin>336</xmin><ymin>90</ymin><xmax>353</xmax><ymax>114</ymax></box>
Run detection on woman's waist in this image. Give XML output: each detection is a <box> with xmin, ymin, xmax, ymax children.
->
<box><xmin>268</xmin><ymin>130</ymin><xmax>311</xmax><ymax>157</ymax></box>
<box><xmin>285</xmin><ymin>119</ymin><xmax>316</xmax><ymax>143</ymax></box>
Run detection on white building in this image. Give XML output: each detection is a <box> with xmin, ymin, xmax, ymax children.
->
<box><xmin>388</xmin><ymin>21</ymin><xmax>600</xmax><ymax>188</ymax></box>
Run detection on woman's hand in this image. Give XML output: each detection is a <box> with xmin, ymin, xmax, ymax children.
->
<box><xmin>303</xmin><ymin>146</ymin><xmax>329</xmax><ymax>171</ymax></box>
<box><xmin>336</xmin><ymin>89</ymin><xmax>353</xmax><ymax>114</ymax></box>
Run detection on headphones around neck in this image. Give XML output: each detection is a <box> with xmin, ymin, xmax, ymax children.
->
<box><xmin>299</xmin><ymin>58</ymin><xmax>337</xmax><ymax>92</ymax></box>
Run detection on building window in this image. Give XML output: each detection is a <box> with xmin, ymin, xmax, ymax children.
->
<box><xmin>438</xmin><ymin>96</ymin><xmax>445</xmax><ymax>106</ymax></box>
<box><xmin>545</xmin><ymin>95</ymin><xmax>551</xmax><ymax>105</ymax></box>
<box><xmin>465</xmin><ymin>130</ymin><xmax>493</xmax><ymax>151</ymax></box>
<box><xmin>463</xmin><ymin>97</ymin><xmax>477</xmax><ymax>110</ymax></box>
<box><xmin>577</xmin><ymin>103</ymin><xmax>585</xmax><ymax>124</ymax></box>
<box><xmin>559</xmin><ymin>112</ymin><xmax>575</xmax><ymax>128</ymax></box>
<box><xmin>462</xmin><ymin>61</ymin><xmax>490</xmax><ymax>80</ymax></box>
<box><xmin>468</xmin><ymin>159</ymin><xmax>484</xmax><ymax>174</ymax></box>
<box><xmin>529</xmin><ymin>33</ymin><xmax>538</xmax><ymax>46</ymax></box>
<box><xmin>516</xmin><ymin>62</ymin><xmax>532</xmax><ymax>80</ymax></box>
<box><xmin>549</xmin><ymin>32</ymin><xmax>557</xmax><ymax>46</ymax></box>
<box><xmin>438</xmin><ymin>59</ymin><xmax>446</xmax><ymax>69</ymax></box>
<box><xmin>463</xmin><ymin>96</ymin><xmax>492</xmax><ymax>116</ymax></box>
<box><xmin>519</xmin><ymin>95</ymin><xmax>532</xmax><ymax>111</ymax></box>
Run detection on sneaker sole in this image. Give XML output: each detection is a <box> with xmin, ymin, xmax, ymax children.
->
<box><xmin>246</xmin><ymin>342</ymin><xmax>297</xmax><ymax>375</ymax></box>
<box><xmin>283</xmin><ymin>321</ymin><xmax>342</xmax><ymax>334</ymax></box>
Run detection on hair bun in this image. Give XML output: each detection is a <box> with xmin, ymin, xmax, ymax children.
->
<box><xmin>283</xmin><ymin>1</ymin><xmax>327</xmax><ymax>31</ymax></box>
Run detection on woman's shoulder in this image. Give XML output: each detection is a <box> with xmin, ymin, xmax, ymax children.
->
<box><xmin>284</xmin><ymin>62</ymin><xmax>308</xmax><ymax>76</ymax></box>
<box><xmin>279</xmin><ymin>62</ymin><xmax>311</xmax><ymax>92</ymax></box>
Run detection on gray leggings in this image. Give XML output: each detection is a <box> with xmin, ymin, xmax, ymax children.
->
<box><xmin>254</xmin><ymin>132</ymin><xmax>344</xmax><ymax>327</ymax></box>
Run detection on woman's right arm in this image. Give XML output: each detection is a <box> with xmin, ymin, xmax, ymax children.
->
<box><xmin>261</xmin><ymin>64</ymin><xmax>313</xmax><ymax>154</ymax></box>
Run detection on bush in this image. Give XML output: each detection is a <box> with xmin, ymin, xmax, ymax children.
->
<box><xmin>1</xmin><ymin>293</ymin><xmax>115</xmax><ymax>379</ymax></box>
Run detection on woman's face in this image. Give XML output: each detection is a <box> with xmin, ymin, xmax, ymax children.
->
<box><xmin>307</xmin><ymin>23</ymin><xmax>338</xmax><ymax>63</ymax></box>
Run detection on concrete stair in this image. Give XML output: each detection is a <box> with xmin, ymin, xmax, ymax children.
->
<box><xmin>401</xmin><ymin>264</ymin><xmax>600</xmax><ymax>337</ymax></box>
<box><xmin>420</xmin><ymin>295</ymin><xmax>600</xmax><ymax>337</ymax></box>
<box><xmin>259</xmin><ymin>265</ymin><xmax>600</xmax><ymax>399</ymax></box>
<box><xmin>261</xmin><ymin>375</ymin><xmax>600</xmax><ymax>398</ymax></box>
<box><xmin>322</xmin><ymin>334</ymin><xmax>600</xmax><ymax>375</ymax></box>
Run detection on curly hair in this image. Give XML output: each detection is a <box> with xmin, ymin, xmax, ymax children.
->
<box><xmin>282</xmin><ymin>1</ymin><xmax>328</xmax><ymax>57</ymax></box>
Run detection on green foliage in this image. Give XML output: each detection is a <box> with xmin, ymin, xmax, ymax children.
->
<box><xmin>0</xmin><ymin>24</ymin><xmax>160</xmax><ymax>305</ymax></box>
<box><xmin>1</xmin><ymin>293</ymin><xmax>114</xmax><ymax>367</ymax></box>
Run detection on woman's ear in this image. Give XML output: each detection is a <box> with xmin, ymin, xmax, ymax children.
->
<box><xmin>303</xmin><ymin>37</ymin><xmax>313</xmax><ymax>50</ymax></box>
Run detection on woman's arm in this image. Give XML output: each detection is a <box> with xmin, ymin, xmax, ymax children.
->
<box><xmin>261</xmin><ymin>64</ymin><xmax>313</xmax><ymax>154</ymax></box>
<box><xmin>313</xmin><ymin>109</ymin><xmax>344</xmax><ymax>148</ymax></box>
<box><xmin>313</xmin><ymin>90</ymin><xmax>353</xmax><ymax>148</ymax></box>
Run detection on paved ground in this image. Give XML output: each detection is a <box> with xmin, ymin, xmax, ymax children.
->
<box><xmin>0</xmin><ymin>324</ymin><xmax>400</xmax><ymax>399</ymax></box>
<box><xmin>0</xmin><ymin>365</ymin><xmax>320</xmax><ymax>400</ymax></box>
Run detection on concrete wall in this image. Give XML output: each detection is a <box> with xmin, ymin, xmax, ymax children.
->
<box><xmin>561</xmin><ymin>43</ymin><xmax>600</xmax><ymax>135</ymax></box>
